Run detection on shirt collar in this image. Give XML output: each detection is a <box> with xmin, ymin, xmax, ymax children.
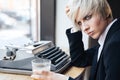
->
<box><xmin>98</xmin><ymin>19</ymin><xmax>117</xmax><ymax>46</ymax></box>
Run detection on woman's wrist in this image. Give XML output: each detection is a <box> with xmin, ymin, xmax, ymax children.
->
<box><xmin>71</xmin><ymin>27</ymin><xmax>80</xmax><ymax>33</ymax></box>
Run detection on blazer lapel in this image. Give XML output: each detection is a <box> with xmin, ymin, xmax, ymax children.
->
<box><xmin>105</xmin><ymin>18</ymin><xmax>120</xmax><ymax>43</ymax></box>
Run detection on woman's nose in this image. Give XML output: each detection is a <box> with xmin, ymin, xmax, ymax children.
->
<box><xmin>82</xmin><ymin>23</ymin><xmax>89</xmax><ymax>32</ymax></box>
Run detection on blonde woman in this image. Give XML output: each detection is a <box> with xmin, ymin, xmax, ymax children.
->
<box><xmin>31</xmin><ymin>0</ymin><xmax>120</xmax><ymax>80</ymax></box>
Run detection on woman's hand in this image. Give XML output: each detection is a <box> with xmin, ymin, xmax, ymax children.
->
<box><xmin>31</xmin><ymin>71</ymin><xmax>69</xmax><ymax>80</ymax></box>
<box><xmin>65</xmin><ymin>5</ymin><xmax>71</xmax><ymax>18</ymax></box>
<box><xmin>65</xmin><ymin>5</ymin><xmax>80</xmax><ymax>32</ymax></box>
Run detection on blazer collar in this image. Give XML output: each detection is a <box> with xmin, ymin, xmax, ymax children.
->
<box><xmin>104</xmin><ymin>18</ymin><xmax>120</xmax><ymax>43</ymax></box>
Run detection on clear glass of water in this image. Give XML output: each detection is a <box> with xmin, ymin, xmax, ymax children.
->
<box><xmin>31</xmin><ymin>58</ymin><xmax>51</xmax><ymax>80</ymax></box>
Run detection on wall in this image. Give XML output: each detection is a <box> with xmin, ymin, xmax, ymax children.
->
<box><xmin>56</xmin><ymin>0</ymin><xmax>89</xmax><ymax>53</ymax></box>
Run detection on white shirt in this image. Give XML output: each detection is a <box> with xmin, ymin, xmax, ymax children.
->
<box><xmin>97</xmin><ymin>19</ymin><xmax>117</xmax><ymax>61</ymax></box>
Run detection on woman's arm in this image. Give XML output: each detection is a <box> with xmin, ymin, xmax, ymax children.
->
<box><xmin>66</xmin><ymin>28</ymin><xmax>98</xmax><ymax>67</ymax></box>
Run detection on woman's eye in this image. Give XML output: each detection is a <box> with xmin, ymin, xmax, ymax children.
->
<box><xmin>84</xmin><ymin>15</ymin><xmax>92</xmax><ymax>20</ymax></box>
<box><xmin>77</xmin><ymin>21</ymin><xmax>81</xmax><ymax>26</ymax></box>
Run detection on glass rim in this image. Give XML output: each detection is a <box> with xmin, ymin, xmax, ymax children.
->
<box><xmin>31</xmin><ymin>58</ymin><xmax>51</xmax><ymax>63</ymax></box>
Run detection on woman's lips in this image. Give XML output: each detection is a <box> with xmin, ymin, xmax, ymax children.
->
<box><xmin>88</xmin><ymin>31</ymin><xmax>94</xmax><ymax>36</ymax></box>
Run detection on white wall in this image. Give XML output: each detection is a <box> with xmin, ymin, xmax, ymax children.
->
<box><xmin>56</xmin><ymin>0</ymin><xmax>89</xmax><ymax>53</ymax></box>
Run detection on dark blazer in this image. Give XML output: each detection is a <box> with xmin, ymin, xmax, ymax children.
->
<box><xmin>66</xmin><ymin>18</ymin><xmax>120</xmax><ymax>80</ymax></box>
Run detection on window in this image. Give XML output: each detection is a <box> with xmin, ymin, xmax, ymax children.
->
<box><xmin>0</xmin><ymin>0</ymin><xmax>40</xmax><ymax>48</ymax></box>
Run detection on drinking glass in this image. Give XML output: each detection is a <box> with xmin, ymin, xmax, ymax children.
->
<box><xmin>31</xmin><ymin>58</ymin><xmax>51</xmax><ymax>80</ymax></box>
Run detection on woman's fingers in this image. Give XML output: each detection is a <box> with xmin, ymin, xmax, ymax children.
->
<box><xmin>65</xmin><ymin>6</ymin><xmax>70</xmax><ymax>14</ymax></box>
<box><xmin>31</xmin><ymin>71</ymin><xmax>53</xmax><ymax>80</ymax></box>
<box><xmin>33</xmin><ymin>71</ymin><xmax>52</xmax><ymax>75</ymax></box>
<box><xmin>65</xmin><ymin>6</ymin><xmax>71</xmax><ymax>18</ymax></box>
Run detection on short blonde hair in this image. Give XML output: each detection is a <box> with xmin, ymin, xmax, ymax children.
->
<box><xmin>67</xmin><ymin>0</ymin><xmax>113</xmax><ymax>25</ymax></box>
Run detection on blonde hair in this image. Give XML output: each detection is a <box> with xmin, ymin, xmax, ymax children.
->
<box><xmin>67</xmin><ymin>0</ymin><xmax>113</xmax><ymax>25</ymax></box>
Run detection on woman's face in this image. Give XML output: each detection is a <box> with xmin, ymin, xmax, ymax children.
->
<box><xmin>75</xmin><ymin>9</ymin><xmax>109</xmax><ymax>39</ymax></box>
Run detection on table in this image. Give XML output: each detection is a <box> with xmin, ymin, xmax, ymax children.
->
<box><xmin>0</xmin><ymin>66</ymin><xmax>84</xmax><ymax>80</ymax></box>
<box><xmin>63</xmin><ymin>66</ymin><xmax>84</xmax><ymax>78</ymax></box>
